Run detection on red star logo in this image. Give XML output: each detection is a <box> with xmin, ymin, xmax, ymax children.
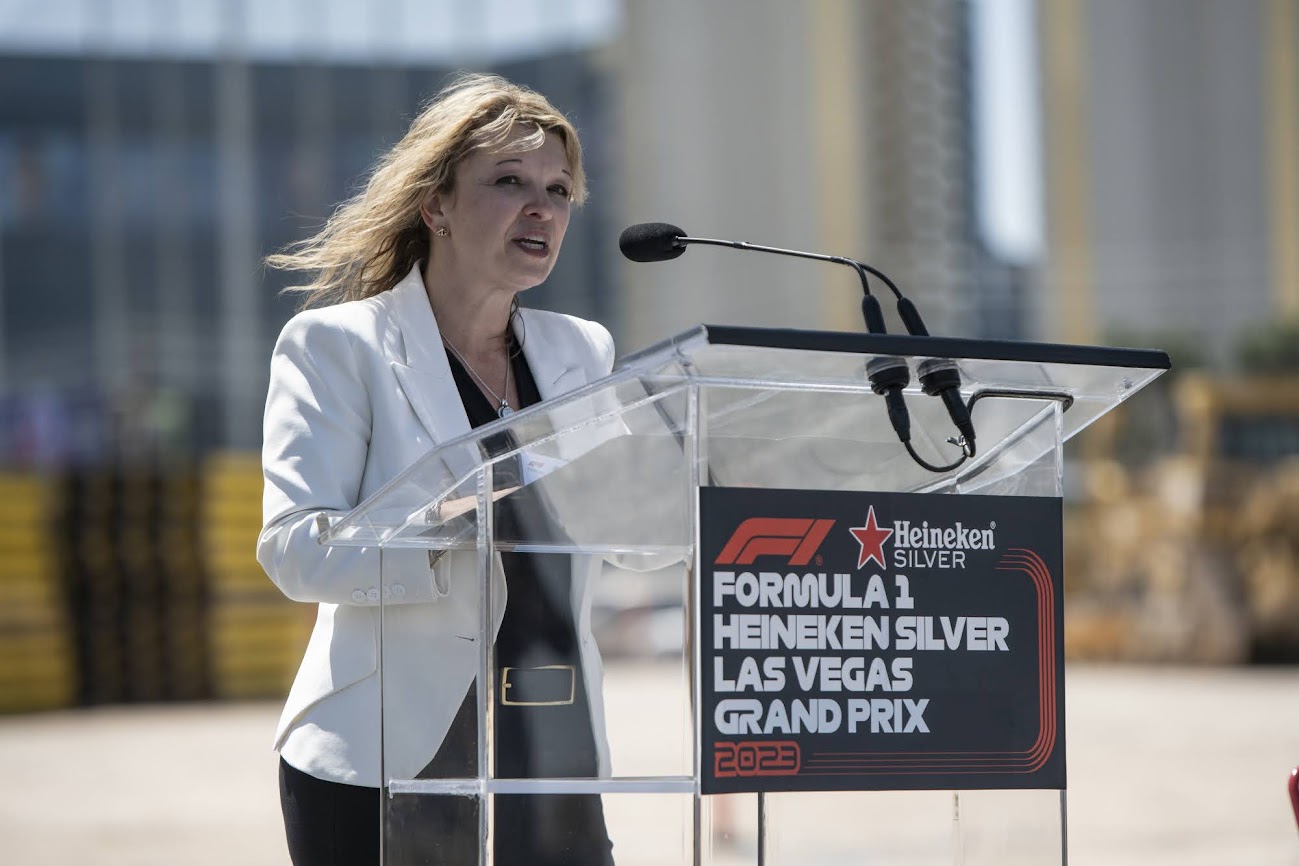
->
<box><xmin>849</xmin><ymin>506</ymin><xmax>893</xmax><ymax>570</ymax></box>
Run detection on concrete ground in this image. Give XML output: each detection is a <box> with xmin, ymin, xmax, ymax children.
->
<box><xmin>0</xmin><ymin>663</ymin><xmax>1296</xmax><ymax>865</ymax></box>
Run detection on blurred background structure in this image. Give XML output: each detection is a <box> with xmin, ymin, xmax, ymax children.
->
<box><xmin>0</xmin><ymin>0</ymin><xmax>1296</xmax><ymax>718</ymax></box>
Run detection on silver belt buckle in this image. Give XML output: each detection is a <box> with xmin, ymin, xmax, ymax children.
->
<box><xmin>499</xmin><ymin>665</ymin><xmax>576</xmax><ymax>706</ymax></box>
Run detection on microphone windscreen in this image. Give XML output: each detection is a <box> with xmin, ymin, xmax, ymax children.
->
<box><xmin>619</xmin><ymin>222</ymin><xmax>687</xmax><ymax>262</ymax></box>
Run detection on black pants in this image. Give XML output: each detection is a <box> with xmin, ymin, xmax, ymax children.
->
<box><xmin>280</xmin><ymin>758</ymin><xmax>383</xmax><ymax>866</ymax></box>
<box><xmin>279</xmin><ymin>758</ymin><xmax>614</xmax><ymax>866</ymax></box>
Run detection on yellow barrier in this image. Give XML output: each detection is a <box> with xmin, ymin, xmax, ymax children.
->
<box><xmin>202</xmin><ymin>453</ymin><xmax>312</xmax><ymax>700</ymax></box>
<box><xmin>0</xmin><ymin>473</ymin><xmax>75</xmax><ymax>713</ymax></box>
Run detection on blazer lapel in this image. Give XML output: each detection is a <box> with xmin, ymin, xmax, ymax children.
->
<box><xmin>385</xmin><ymin>270</ymin><xmax>594</xmax><ymax>481</ymax></box>
<box><xmin>386</xmin><ymin>267</ymin><xmax>477</xmax><ymax>480</ymax></box>
<box><xmin>515</xmin><ymin>308</ymin><xmax>586</xmax><ymax>401</ymax></box>
<box><xmin>514</xmin><ymin>308</ymin><xmax>618</xmax><ymax>464</ymax></box>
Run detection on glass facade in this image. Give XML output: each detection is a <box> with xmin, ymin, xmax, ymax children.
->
<box><xmin>0</xmin><ymin>51</ymin><xmax>615</xmax><ymax>459</ymax></box>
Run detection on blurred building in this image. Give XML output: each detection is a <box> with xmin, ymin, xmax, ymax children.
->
<box><xmin>0</xmin><ymin>0</ymin><xmax>619</xmax><ymax>458</ymax></box>
<box><xmin>1038</xmin><ymin>0</ymin><xmax>1299</xmax><ymax>359</ymax></box>
<box><xmin>616</xmin><ymin>0</ymin><xmax>1299</xmax><ymax>366</ymax></box>
<box><xmin>615</xmin><ymin>0</ymin><xmax>1039</xmax><ymax>349</ymax></box>
<box><xmin>7</xmin><ymin>0</ymin><xmax>1294</xmax><ymax>460</ymax></box>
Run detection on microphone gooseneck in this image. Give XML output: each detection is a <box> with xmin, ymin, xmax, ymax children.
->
<box><xmin>670</xmin><ymin>234</ymin><xmax>896</xmax><ymax>325</ymax></box>
<box><xmin>619</xmin><ymin>223</ymin><xmax>917</xmax><ymax>332</ymax></box>
<box><xmin>619</xmin><ymin>221</ymin><xmax>977</xmax><ymax>471</ymax></box>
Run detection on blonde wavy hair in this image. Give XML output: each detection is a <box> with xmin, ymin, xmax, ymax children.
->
<box><xmin>267</xmin><ymin>73</ymin><xmax>587</xmax><ymax>308</ymax></box>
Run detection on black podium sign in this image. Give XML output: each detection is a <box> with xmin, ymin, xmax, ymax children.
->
<box><xmin>698</xmin><ymin>486</ymin><xmax>1065</xmax><ymax>794</ymax></box>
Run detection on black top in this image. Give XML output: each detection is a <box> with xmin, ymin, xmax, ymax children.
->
<box><xmin>402</xmin><ymin>338</ymin><xmax>619</xmax><ymax>866</ymax></box>
<box><xmin>422</xmin><ymin>337</ymin><xmax>600</xmax><ymax>781</ymax></box>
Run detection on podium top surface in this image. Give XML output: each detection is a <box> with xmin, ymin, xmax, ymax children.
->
<box><xmin>623</xmin><ymin>324</ymin><xmax>1171</xmax><ymax>372</ymax></box>
<box><xmin>320</xmin><ymin>325</ymin><xmax>1169</xmax><ymax>548</ymax></box>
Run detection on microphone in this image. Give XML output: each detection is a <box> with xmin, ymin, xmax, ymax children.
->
<box><xmin>618</xmin><ymin>222</ymin><xmax>687</xmax><ymax>262</ymax></box>
<box><xmin>619</xmin><ymin>222</ymin><xmax>977</xmax><ymax>465</ymax></box>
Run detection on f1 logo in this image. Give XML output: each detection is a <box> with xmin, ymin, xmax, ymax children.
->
<box><xmin>715</xmin><ymin>518</ymin><xmax>835</xmax><ymax>566</ymax></box>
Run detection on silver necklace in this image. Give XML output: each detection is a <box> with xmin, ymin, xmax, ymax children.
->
<box><xmin>443</xmin><ymin>336</ymin><xmax>514</xmax><ymax>418</ymax></box>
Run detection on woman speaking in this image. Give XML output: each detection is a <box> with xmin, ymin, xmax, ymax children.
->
<box><xmin>260</xmin><ymin>73</ymin><xmax>615</xmax><ymax>866</ymax></box>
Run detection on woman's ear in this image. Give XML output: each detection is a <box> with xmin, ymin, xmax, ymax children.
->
<box><xmin>419</xmin><ymin>189</ymin><xmax>444</xmax><ymax>232</ymax></box>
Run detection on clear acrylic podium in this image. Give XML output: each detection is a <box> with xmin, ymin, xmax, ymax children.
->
<box><xmin>320</xmin><ymin>325</ymin><xmax>1168</xmax><ymax>866</ymax></box>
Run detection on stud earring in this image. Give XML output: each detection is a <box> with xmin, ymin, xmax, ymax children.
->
<box><xmin>435</xmin><ymin>227</ymin><xmax>448</xmax><ymax>237</ymax></box>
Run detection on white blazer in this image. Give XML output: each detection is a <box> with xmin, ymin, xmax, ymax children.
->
<box><xmin>258</xmin><ymin>263</ymin><xmax>616</xmax><ymax>787</ymax></box>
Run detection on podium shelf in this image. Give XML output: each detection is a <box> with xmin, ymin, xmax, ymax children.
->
<box><xmin>388</xmin><ymin>777</ymin><xmax>697</xmax><ymax>795</ymax></box>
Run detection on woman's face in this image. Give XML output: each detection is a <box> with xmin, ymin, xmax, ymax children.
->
<box><xmin>427</xmin><ymin>130</ymin><xmax>573</xmax><ymax>295</ymax></box>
